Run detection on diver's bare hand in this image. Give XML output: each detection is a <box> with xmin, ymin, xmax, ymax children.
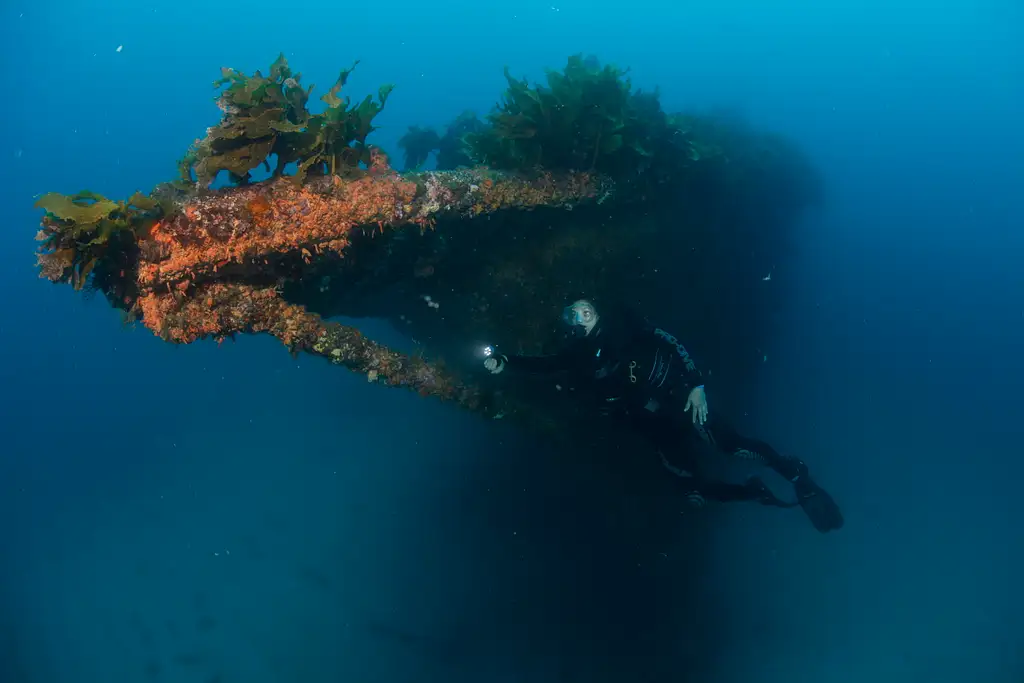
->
<box><xmin>684</xmin><ymin>386</ymin><xmax>708</xmax><ymax>425</ymax></box>
<box><xmin>484</xmin><ymin>357</ymin><xmax>504</xmax><ymax>374</ymax></box>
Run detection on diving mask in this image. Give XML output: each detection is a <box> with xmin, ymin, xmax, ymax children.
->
<box><xmin>561</xmin><ymin>299</ymin><xmax>599</xmax><ymax>336</ymax></box>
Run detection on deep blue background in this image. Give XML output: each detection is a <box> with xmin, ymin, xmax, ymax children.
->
<box><xmin>2</xmin><ymin>1</ymin><xmax>1022</xmax><ymax>681</ymax></box>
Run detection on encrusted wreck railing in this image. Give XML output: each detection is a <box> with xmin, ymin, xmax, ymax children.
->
<box><xmin>138</xmin><ymin>282</ymin><xmax>482</xmax><ymax>408</ymax></box>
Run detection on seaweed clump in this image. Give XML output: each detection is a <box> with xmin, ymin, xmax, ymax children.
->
<box><xmin>463</xmin><ymin>54</ymin><xmax>692</xmax><ymax>184</ymax></box>
<box><xmin>180</xmin><ymin>53</ymin><xmax>394</xmax><ymax>187</ymax></box>
<box><xmin>397</xmin><ymin>112</ymin><xmax>486</xmax><ymax>171</ymax></box>
<box><xmin>397</xmin><ymin>56</ymin><xmax>820</xmax><ymax>213</ymax></box>
<box><xmin>397</xmin><ymin>125</ymin><xmax>441</xmax><ymax>169</ymax></box>
<box><xmin>34</xmin><ymin>189</ymin><xmax>170</xmax><ymax>297</ymax></box>
<box><xmin>436</xmin><ymin>111</ymin><xmax>486</xmax><ymax>170</ymax></box>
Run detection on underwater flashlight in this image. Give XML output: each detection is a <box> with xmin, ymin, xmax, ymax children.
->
<box><xmin>482</xmin><ymin>344</ymin><xmax>495</xmax><ymax>358</ymax></box>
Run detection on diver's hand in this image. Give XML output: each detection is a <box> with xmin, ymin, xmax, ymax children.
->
<box><xmin>684</xmin><ymin>385</ymin><xmax>708</xmax><ymax>425</ymax></box>
<box><xmin>483</xmin><ymin>356</ymin><xmax>505</xmax><ymax>374</ymax></box>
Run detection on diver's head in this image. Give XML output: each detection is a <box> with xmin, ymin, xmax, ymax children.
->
<box><xmin>561</xmin><ymin>299</ymin><xmax>600</xmax><ymax>337</ymax></box>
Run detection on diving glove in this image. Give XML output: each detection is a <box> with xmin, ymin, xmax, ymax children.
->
<box><xmin>483</xmin><ymin>354</ymin><xmax>507</xmax><ymax>374</ymax></box>
<box><xmin>793</xmin><ymin>474</ymin><xmax>844</xmax><ymax>533</ymax></box>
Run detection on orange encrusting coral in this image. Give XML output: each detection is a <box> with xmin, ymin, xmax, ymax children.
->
<box><xmin>137</xmin><ymin>283</ymin><xmax>324</xmax><ymax>347</ymax></box>
<box><xmin>137</xmin><ymin>173</ymin><xmax>417</xmax><ymax>290</ymax></box>
<box><xmin>134</xmin><ymin>168</ymin><xmax>610</xmax><ymax>293</ymax></box>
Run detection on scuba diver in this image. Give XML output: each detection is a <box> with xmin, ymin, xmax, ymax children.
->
<box><xmin>482</xmin><ymin>299</ymin><xmax>844</xmax><ymax>533</ymax></box>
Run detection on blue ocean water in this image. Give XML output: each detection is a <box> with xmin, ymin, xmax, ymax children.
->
<box><xmin>1</xmin><ymin>1</ymin><xmax>1022</xmax><ymax>682</ymax></box>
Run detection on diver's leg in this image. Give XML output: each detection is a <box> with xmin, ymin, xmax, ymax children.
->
<box><xmin>657</xmin><ymin>446</ymin><xmax>709</xmax><ymax>507</ymax></box>
<box><xmin>625</xmin><ymin>411</ymin><xmax>802</xmax><ymax>510</ymax></box>
<box><xmin>627</xmin><ymin>411</ymin><xmax>710</xmax><ymax>507</ymax></box>
<box><xmin>698</xmin><ymin>412</ymin><xmax>844</xmax><ymax>531</ymax></box>
<box><xmin>657</xmin><ymin>446</ymin><xmax>794</xmax><ymax>508</ymax></box>
<box><xmin>691</xmin><ymin>479</ymin><xmax>795</xmax><ymax>506</ymax></box>
<box><xmin>637</xmin><ymin>412</ymin><xmax>775</xmax><ymax>508</ymax></box>
<box><xmin>697</xmin><ymin>412</ymin><xmax>808</xmax><ymax>481</ymax></box>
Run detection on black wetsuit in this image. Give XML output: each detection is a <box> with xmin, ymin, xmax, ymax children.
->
<box><xmin>496</xmin><ymin>311</ymin><xmax>812</xmax><ymax>507</ymax></box>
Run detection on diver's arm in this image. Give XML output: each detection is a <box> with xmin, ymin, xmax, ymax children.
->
<box><xmin>489</xmin><ymin>350</ymin><xmax>569</xmax><ymax>376</ymax></box>
<box><xmin>644</xmin><ymin>327</ymin><xmax>708</xmax><ymax>424</ymax></box>
<box><xmin>647</xmin><ymin>327</ymin><xmax>704</xmax><ymax>391</ymax></box>
<box><xmin>679</xmin><ymin>353</ymin><xmax>705</xmax><ymax>392</ymax></box>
